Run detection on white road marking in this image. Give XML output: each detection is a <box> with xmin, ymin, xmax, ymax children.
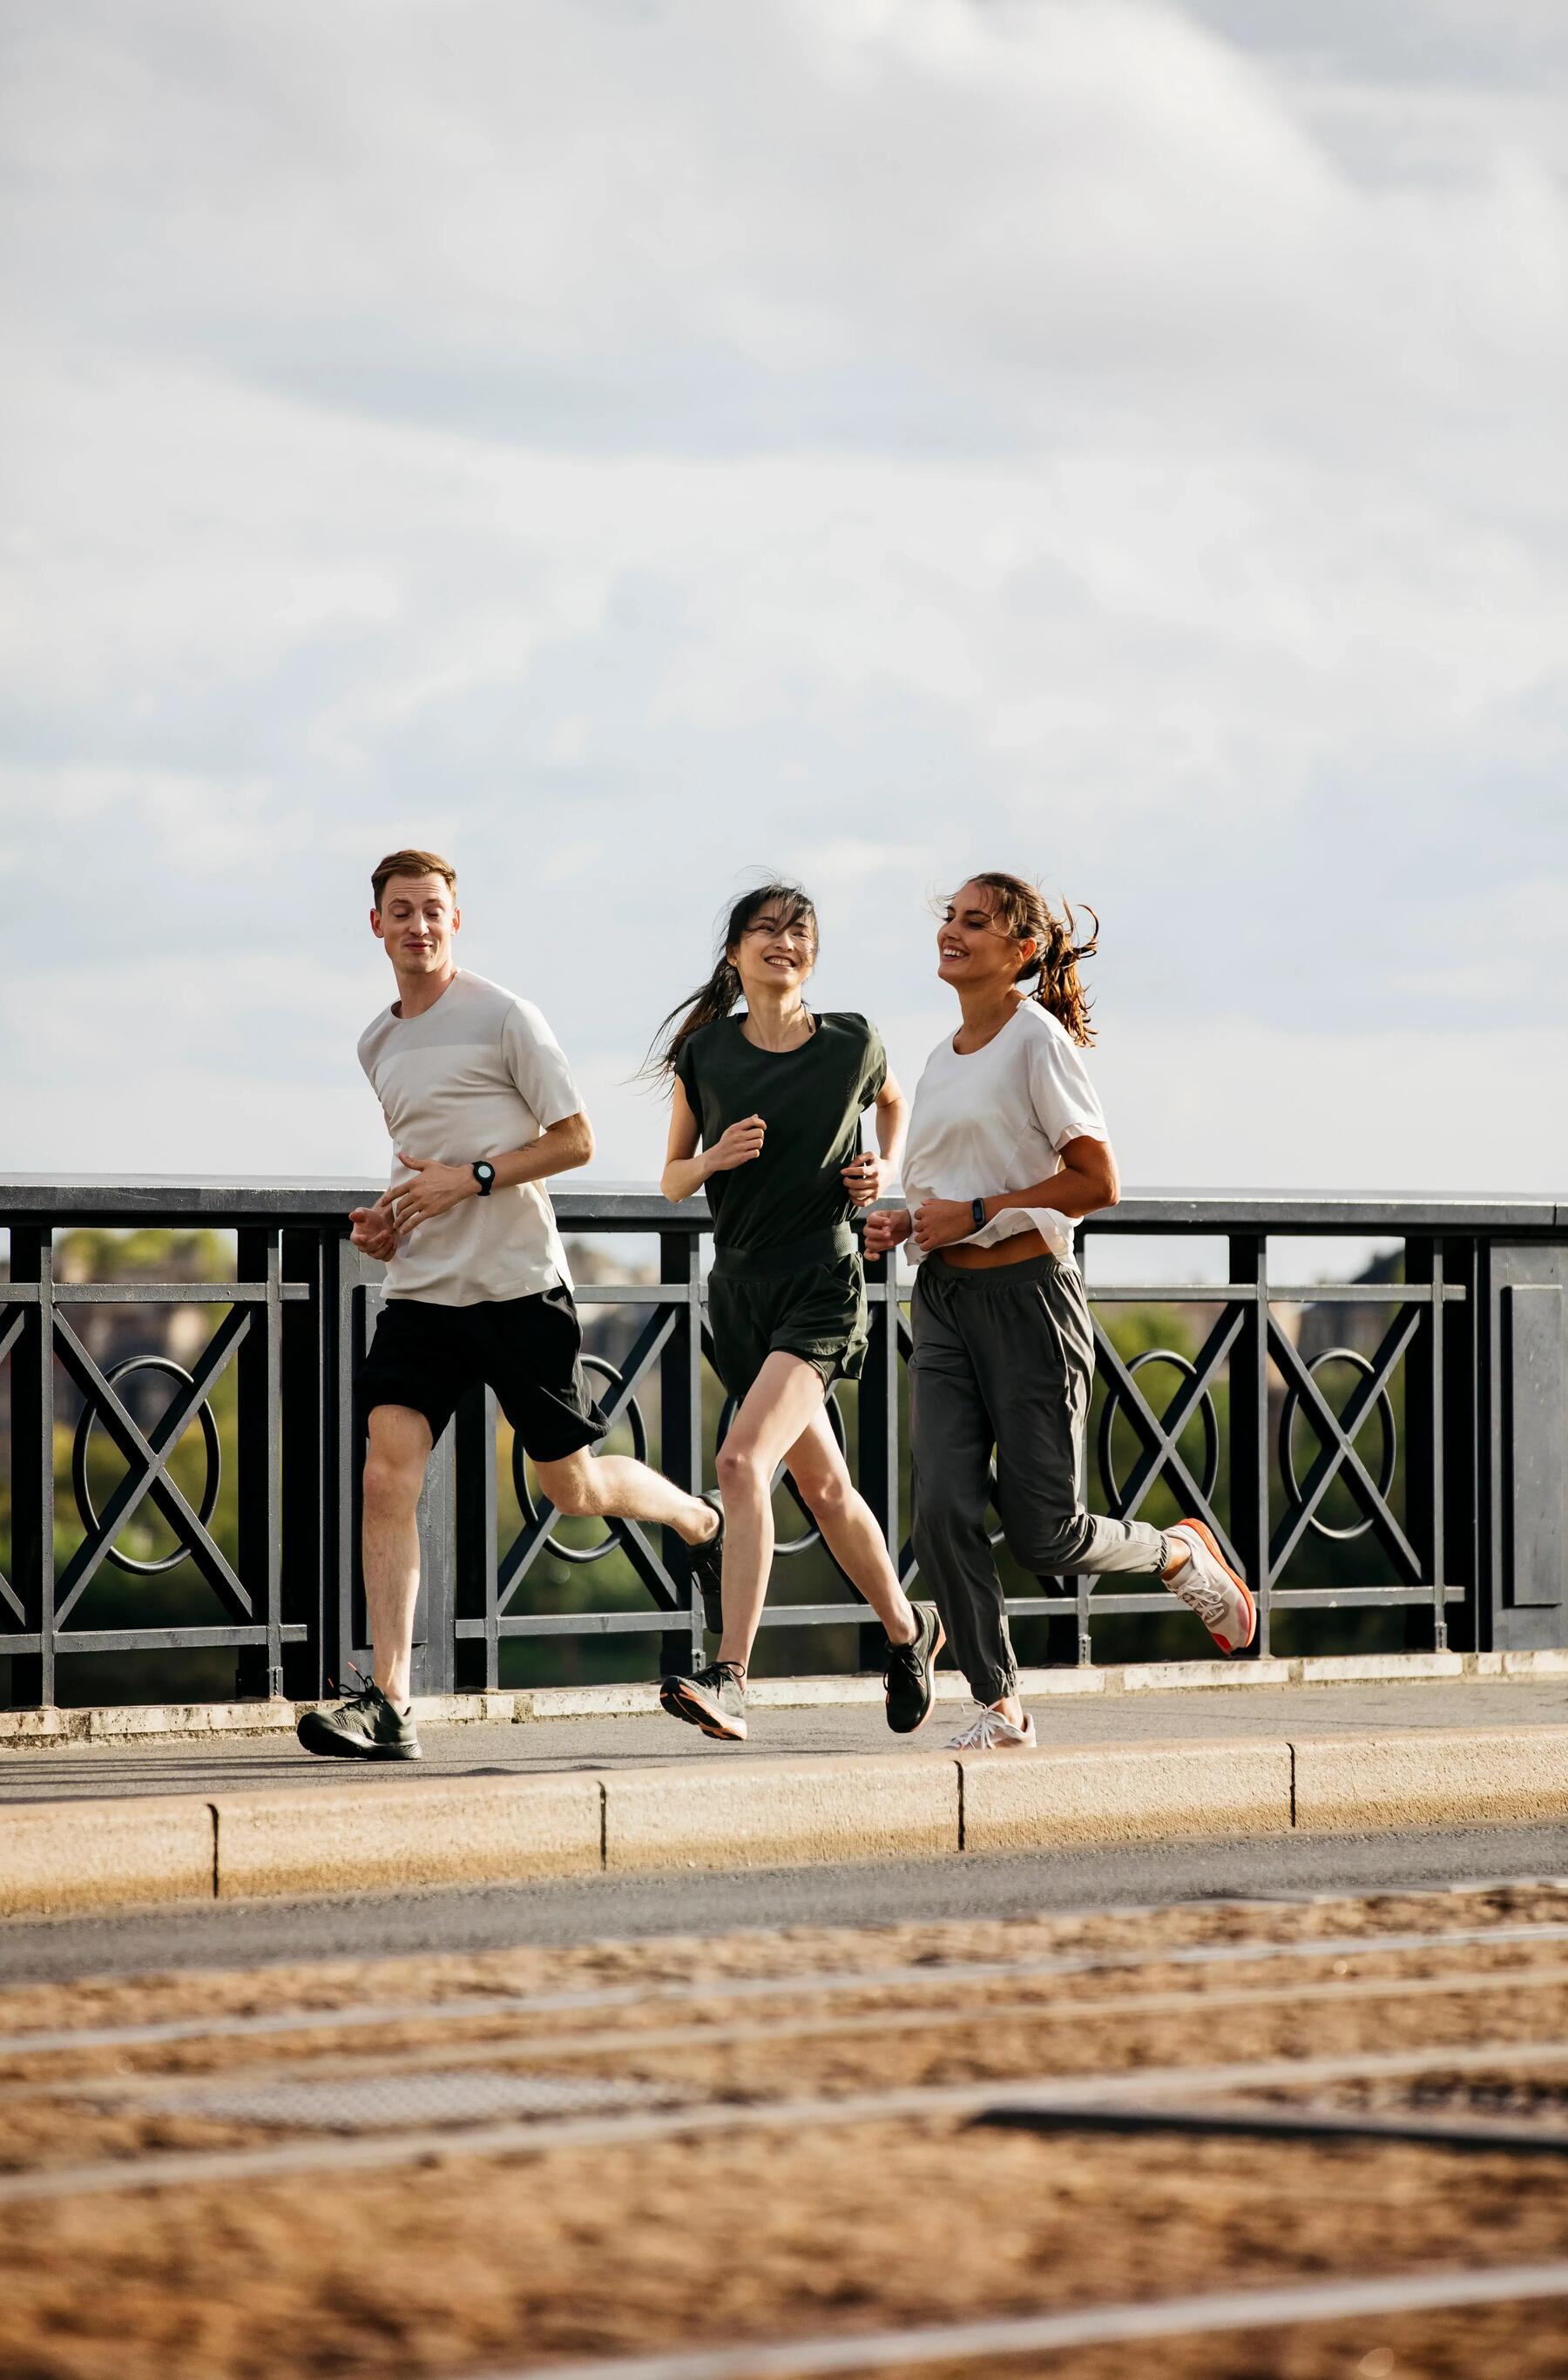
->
<box><xmin>465</xmin><ymin>2261</ymin><xmax>1568</xmax><ymax>2378</ymax></box>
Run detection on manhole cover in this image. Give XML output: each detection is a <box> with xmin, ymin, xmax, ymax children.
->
<box><xmin>130</xmin><ymin>2069</ymin><xmax>681</xmax><ymax>2133</ymax></box>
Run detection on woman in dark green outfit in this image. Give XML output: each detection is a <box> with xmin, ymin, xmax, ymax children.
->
<box><xmin>653</xmin><ymin>882</ymin><xmax>943</xmax><ymax>1743</ymax></box>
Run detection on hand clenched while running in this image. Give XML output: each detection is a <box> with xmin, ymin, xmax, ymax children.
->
<box><xmin>706</xmin><ymin>1115</ymin><xmax>767</xmax><ymax>1173</ymax></box>
<box><xmin>840</xmin><ymin>1152</ymin><xmax>887</xmax><ymax>1206</ymax></box>
<box><xmin>390</xmin><ymin>1153</ymin><xmax>481</xmax><ymax>1232</ymax></box>
<box><xmin>348</xmin><ymin>1191</ymin><xmax>401</xmax><ymax>1262</ymax></box>
<box><xmin>910</xmin><ymin>1197</ymin><xmax>976</xmax><ymax>1251</ymax></box>
<box><xmin>862</xmin><ymin>1205</ymin><xmax>913</xmax><ymax>1256</ymax></box>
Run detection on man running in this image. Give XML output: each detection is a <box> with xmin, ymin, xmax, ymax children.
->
<box><xmin>298</xmin><ymin>847</ymin><xmax>723</xmax><ymax>1760</ymax></box>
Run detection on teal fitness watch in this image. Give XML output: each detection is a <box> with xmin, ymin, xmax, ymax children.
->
<box><xmin>472</xmin><ymin>1162</ymin><xmax>497</xmax><ymax>1197</ymax></box>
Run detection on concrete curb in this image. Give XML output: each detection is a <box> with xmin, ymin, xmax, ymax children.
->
<box><xmin>1</xmin><ymin>1648</ymin><xmax>1564</xmax><ymax>1750</ymax></box>
<box><xmin>6</xmin><ymin>1723</ymin><xmax>1568</xmax><ymax>1918</ymax></box>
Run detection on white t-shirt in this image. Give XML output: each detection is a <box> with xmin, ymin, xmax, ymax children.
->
<box><xmin>900</xmin><ymin>1000</ymin><xmax>1109</xmax><ymax>1264</ymax></box>
<box><xmin>357</xmin><ymin>969</ymin><xmax>584</xmax><ymax>1305</ymax></box>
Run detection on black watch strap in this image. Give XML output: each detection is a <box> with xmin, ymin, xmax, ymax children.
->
<box><xmin>970</xmin><ymin>1196</ymin><xmax>988</xmax><ymax>1230</ymax></box>
<box><xmin>472</xmin><ymin>1162</ymin><xmax>496</xmax><ymax>1197</ymax></box>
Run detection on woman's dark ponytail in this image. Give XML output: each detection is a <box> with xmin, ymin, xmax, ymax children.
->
<box><xmin>968</xmin><ymin>872</ymin><xmax>1099</xmax><ymax>1047</ymax></box>
<box><xmin>645</xmin><ymin>881</ymin><xmax>817</xmax><ymax>1080</ymax></box>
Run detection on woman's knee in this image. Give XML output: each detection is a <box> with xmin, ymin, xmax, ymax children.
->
<box><xmin>1004</xmin><ymin>1502</ymin><xmax>1092</xmax><ymax>1574</ymax></box>
<box><xmin>795</xmin><ymin>1465</ymin><xmax>855</xmax><ymax>1530</ymax></box>
<box><xmin>715</xmin><ymin>1439</ymin><xmax>772</xmax><ymax>1503</ymax></box>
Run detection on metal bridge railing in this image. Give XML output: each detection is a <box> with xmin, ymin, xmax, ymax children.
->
<box><xmin>1</xmin><ymin>1179</ymin><xmax>1565</xmax><ymax>1706</ymax></box>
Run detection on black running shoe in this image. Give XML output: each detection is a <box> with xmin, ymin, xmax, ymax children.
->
<box><xmin>883</xmin><ymin>1601</ymin><xmax>945</xmax><ymax>1735</ymax></box>
<box><xmin>659</xmin><ymin>1660</ymin><xmax>747</xmax><ymax>1742</ymax></box>
<box><xmin>688</xmin><ymin>1493</ymin><xmax>725</xmax><ymax>1636</ymax></box>
<box><xmin>297</xmin><ymin>1675</ymin><xmax>422</xmax><ymax>1761</ymax></box>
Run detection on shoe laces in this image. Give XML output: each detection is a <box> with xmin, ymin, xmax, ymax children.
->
<box><xmin>949</xmin><ymin>1706</ymin><xmax>1020</xmax><ymax>1750</ymax></box>
<box><xmin>1171</xmin><ymin>1568</ymin><xmax>1231</xmax><ymax>1627</ymax></box>
<box><xmin>338</xmin><ymin>1664</ymin><xmax>382</xmax><ymax>1709</ymax></box>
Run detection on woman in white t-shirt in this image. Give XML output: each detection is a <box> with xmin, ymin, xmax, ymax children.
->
<box><xmin>865</xmin><ymin>873</ymin><xmax>1254</xmax><ymax>1750</ymax></box>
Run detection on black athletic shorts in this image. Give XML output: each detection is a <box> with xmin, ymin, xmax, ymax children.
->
<box><xmin>356</xmin><ymin>1284</ymin><xmax>608</xmax><ymax>1460</ymax></box>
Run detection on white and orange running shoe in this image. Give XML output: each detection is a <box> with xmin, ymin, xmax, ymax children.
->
<box><xmin>1164</xmin><ymin>1519</ymin><xmax>1256</xmax><ymax>1654</ymax></box>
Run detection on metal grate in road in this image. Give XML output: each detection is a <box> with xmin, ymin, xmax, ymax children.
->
<box><xmin>123</xmin><ymin>2067</ymin><xmax>685</xmax><ymax>2133</ymax></box>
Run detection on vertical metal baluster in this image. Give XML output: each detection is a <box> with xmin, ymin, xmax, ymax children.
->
<box><xmin>455</xmin><ymin>1386</ymin><xmax>499</xmax><ymax>1691</ymax></box>
<box><xmin>1076</xmin><ymin>1234</ymin><xmax>1095</xmax><ymax>1666</ymax></box>
<box><xmin>329</xmin><ymin>1229</ymin><xmax>362</xmax><ymax>1696</ymax></box>
<box><xmin>263</xmin><ymin>1237</ymin><xmax>284</xmax><ymax>1693</ymax></box>
<box><xmin>1430</xmin><ymin>1240</ymin><xmax>1447</xmax><ymax>1650</ymax></box>
<box><xmin>1403</xmin><ymin>1237</ymin><xmax>1445</xmax><ymax>1653</ymax></box>
<box><xmin>279</xmin><ymin>1225</ymin><xmax>325</xmax><ymax>1702</ymax></box>
<box><xmin>8</xmin><ymin>1231</ymin><xmax>54</xmax><ymax>1708</ymax></box>
<box><xmin>659</xmin><ymin>1225</ymin><xmax>704</xmax><ymax>1674</ymax></box>
<box><xmin>1446</xmin><ymin>1234</ymin><xmax>1485</xmax><ymax>1654</ymax></box>
<box><xmin>1228</xmin><ymin>1234</ymin><xmax>1270</xmax><ymax>1658</ymax></box>
<box><xmin>234</xmin><ymin>1230</ymin><xmax>283</xmax><ymax>1698</ymax></box>
<box><xmin>856</xmin><ymin>1241</ymin><xmax>901</xmax><ymax>1672</ymax></box>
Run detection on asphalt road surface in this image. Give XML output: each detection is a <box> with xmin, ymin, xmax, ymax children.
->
<box><xmin>5</xmin><ymin>1822</ymin><xmax>1568</xmax><ymax>1985</ymax></box>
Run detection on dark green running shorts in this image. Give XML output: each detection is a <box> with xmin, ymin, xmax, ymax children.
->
<box><xmin>706</xmin><ymin>1226</ymin><xmax>868</xmax><ymax>1400</ymax></box>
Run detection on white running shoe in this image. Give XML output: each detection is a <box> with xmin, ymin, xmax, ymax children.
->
<box><xmin>1164</xmin><ymin>1519</ymin><xmax>1256</xmax><ymax>1654</ymax></box>
<box><xmin>946</xmin><ymin>1706</ymin><xmax>1038</xmax><ymax>1751</ymax></box>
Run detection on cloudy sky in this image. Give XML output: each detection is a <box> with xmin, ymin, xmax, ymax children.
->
<box><xmin>3</xmin><ymin>0</ymin><xmax>1565</xmax><ymax>1209</ymax></box>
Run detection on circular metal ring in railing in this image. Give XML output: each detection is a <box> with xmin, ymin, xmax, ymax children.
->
<box><xmin>714</xmin><ymin>1386</ymin><xmax>848</xmax><ymax>1555</ymax></box>
<box><xmin>1096</xmin><ymin>1348</ymin><xmax>1220</xmax><ymax>1515</ymax></box>
<box><xmin>71</xmin><ymin>1355</ymin><xmax>222</xmax><ymax>1576</ymax></box>
<box><xmin>1279</xmin><ymin>1346</ymin><xmax>1396</xmax><ymax>1542</ymax></box>
<box><xmin>514</xmin><ymin>1356</ymin><xmax>647</xmax><ymax>1565</ymax></box>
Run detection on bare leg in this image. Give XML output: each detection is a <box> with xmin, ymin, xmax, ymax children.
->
<box><xmin>362</xmin><ymin>1404</ymin><xmax>433</xmax><ymax>1712</ymax></box>
<box><xmin>784</xmin><ymin>1409</ymin><xmax>916</xmax><ymax>1644</ymax></box>
<box><xmin>712</xmin><ymin>1352</ymin><xmax>836</xmax><ymax>1675</ymax></box>
<box><xmin>532</xmin><ymin>1448</ymin><xmax>719</xmax><ymax>1545</ymax></box>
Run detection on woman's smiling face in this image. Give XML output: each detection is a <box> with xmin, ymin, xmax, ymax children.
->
<box><xmin>936</xmin><ymin>878</ymin><xmax>1035</xmax><ymax>994</ymax></box>
<box><xmin>730</xmin><ymin>896</ymin><xmax>816</xmax><ymax>1004</ymax></box>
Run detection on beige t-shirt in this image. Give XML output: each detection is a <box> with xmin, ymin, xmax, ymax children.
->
<box><xmin>357</xmin><ymin>969</ymin><xmax>583</xmax><ymax>1305</ymax></box>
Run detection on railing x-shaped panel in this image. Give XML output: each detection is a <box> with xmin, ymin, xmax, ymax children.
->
<box><xmin>496</xmin><ymin>1303</ymin><xmax>682</xmax><ymax>1612</ymax></box>
<box><xmin>1268</xmin><ymin>1304</ymin><xmax>1423</xmax><ymax>1581</ymax></box>
<box><xmin>0</xmin><ymin>1307</ymin><xmax>30</xmax><ymax>1622</ymax></box>
<box><xmin>1090</xmin><ymin>1302</ymin><xmax>1247</xmax><ymax>1572</ymax></box>
<box><xmin>51</xmin><ymin>1306</ymin><xmax>252</xmax><ymax>1622</ymax></box>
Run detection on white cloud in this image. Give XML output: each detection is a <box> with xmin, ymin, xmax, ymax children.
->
<box><xmin>1</xmin><ymin>0</ymin><xmax>1565</xmax><ymax>1202</ymax></box>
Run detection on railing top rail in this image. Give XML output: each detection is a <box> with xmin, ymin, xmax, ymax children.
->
<box><xmin>0</xmin><ymin>1176</ymin><xmax>1563</xmax><ymax>1234</ymax></box>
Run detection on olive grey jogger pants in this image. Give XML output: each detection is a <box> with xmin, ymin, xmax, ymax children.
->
<box><xmin>909</xmin><ymin>1251</ymin><xmax>1171</xmax><ymax>1706</ymax></box>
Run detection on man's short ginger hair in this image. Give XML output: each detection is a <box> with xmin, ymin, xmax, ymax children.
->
<box><xmin>371</xmin><ymin>848</ymin><xmax>457</xmax><ymax>909</ymax></box>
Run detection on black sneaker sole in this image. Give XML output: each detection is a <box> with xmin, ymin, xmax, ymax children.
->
<box><xmin>659</xmin><ymin>1675</ymin><xmax>747</xmax><ymax>1742</ymax></box>
<box><xmin>295</xmin><ymin>1717</ymin><xmax>423</xmax><ymax>1760</ymax></box>
<box><xmin>885</xmin><ymin>1610</ymin><xmax>946</xmax><ymax>1735</ymax></box>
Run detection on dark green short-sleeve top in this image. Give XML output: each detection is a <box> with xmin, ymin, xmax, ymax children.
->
<box><xmin>674</xmin><ymin>1012</ymin><xmax>887</xmax><ymax>1257</ymax></box>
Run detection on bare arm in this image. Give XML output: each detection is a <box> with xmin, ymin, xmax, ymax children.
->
<box><xmin>388</xmin><ymin>1111</ymin><xmax>595</xmax><ymax>1235</ymax></box>
<box><xmin>661</xmin><ymin>1077</ymin><xmax>766</xmax><ymax>1204</ymax></box>
<box><xmin>841</xmin><ymin>1069</ymin><xmax>908</xmax><ymax>1210</ymax></box>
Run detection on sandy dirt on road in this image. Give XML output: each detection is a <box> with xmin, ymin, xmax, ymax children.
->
<box><xmin>0</xmin><ymin>1886</ymin><xmax>1565</xmax><ymax>2378</ymax></box>
<box><xmin>0</xmin><ymin>2118</ymin><xmax>1563</xmax><ymax>2379</ymax></box>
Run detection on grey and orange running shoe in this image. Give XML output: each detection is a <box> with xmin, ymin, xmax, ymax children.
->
<box><xmin>659</xmin><ymin>1660</ymin><xmax>747</xmax><ymax>1742</ymax></box>
<box><xmin>297</xmin><ymin>1674</ymin><xmax>422</xmax><ymax>1761</ymax></box>
<box><xmin>1164</xmin><ymin>1519</ymin><xmax>1256</xmax><ymax>1654</ymax></box>
<box><xmin>884</xmin><ymin>1601</ymin><xmax>944</xmax><ymax>1734</ymax></box>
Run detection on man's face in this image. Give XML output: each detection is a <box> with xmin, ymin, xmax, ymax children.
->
<box><xmin>371</xmin><ymin>873</ymin><xmax>459</xmax><ymax>974</ymax></box>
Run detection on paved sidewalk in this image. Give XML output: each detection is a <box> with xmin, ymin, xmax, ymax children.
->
<box><xmin>2</xmin><ymin>1677</ymin><xmax>1564</xmax><ymax>1804</ymax></box>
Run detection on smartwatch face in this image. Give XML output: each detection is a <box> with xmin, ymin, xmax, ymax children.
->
<box><xmin>475</xmin><ymin>1162</ymin><xmax>496</xmax><ymax>1192</ymax></box>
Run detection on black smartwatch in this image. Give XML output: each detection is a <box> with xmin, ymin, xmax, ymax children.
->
<box><xmin>970</xmin><ymin>1196</ymin><xmax>988</xmax><ymax>1231</ymax></box>
<box><xmin>471</xmin><ymin>1161</ymin><xmax>497</xmax><ymax>1197</ymax></box>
